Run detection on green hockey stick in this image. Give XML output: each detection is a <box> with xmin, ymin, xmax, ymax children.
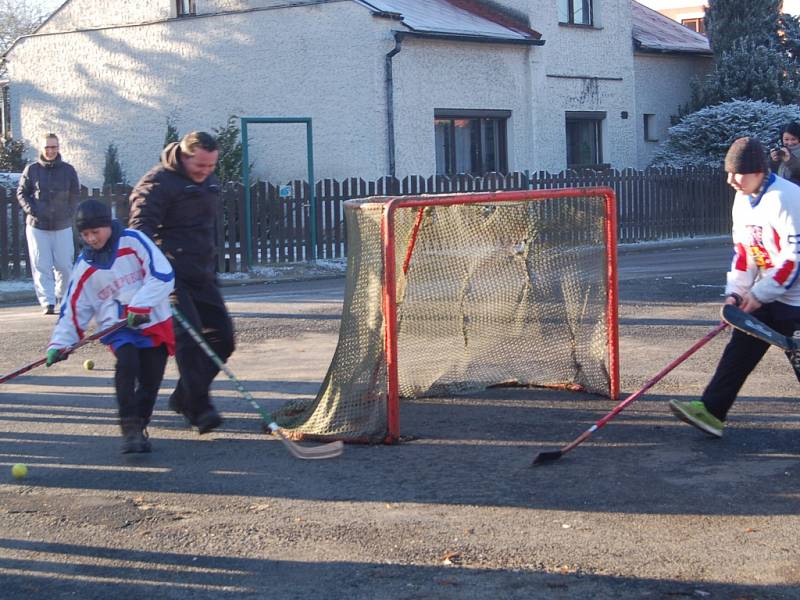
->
<box><xmin>171</xmin><ymin>307</ymin><xmax>343</xmax><ymax>460</ymax></box>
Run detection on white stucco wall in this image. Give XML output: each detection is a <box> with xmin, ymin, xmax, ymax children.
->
<box><xmin>8</xmin><ymin>2</ymin><xmax>389</xmax><ymax>187</ymax></box>
<box><xmin>391</xmin><ymin>38</ymin><xmax>534</xmax><ymax>177</ymax></box>
<box><xmin>37</xmin><ymin>0</ymin><xmax>171</xmax><ymax>32</ymax></box>
<box><xmin>6</xmin><ymin>0</ymin><xmax>700</xmax><ymax>187</ymax></box>
<box><xmin>524</xmin><ymin>0</ymin><xmax>639</xmax><ymax>171</ymax></box>
<box><xmin>633</xmin><ymin>51</ymin><xmax>711</xmax><ymax>168</ymax></box>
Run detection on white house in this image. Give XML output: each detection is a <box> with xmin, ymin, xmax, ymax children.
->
<box><xmin>2</xmin><ymin>0</ymin><xmax>710</xmax><ymax>186</ymax></box>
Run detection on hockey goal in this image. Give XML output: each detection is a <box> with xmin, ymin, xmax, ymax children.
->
<box><xmin>273</xmin><ymin>188</ymin><xmax>619</xmax><ymax>443</ymax></box>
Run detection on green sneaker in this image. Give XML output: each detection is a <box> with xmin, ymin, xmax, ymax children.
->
<box><xmin>669</xmin><ymin>400</ymin><xmax>724</xmax><ymax>438</ymax></box>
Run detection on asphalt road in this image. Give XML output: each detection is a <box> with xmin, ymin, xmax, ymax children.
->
<box><xmin>1</xmin><ymin>239</ymin><xmax>799</xmax><ymax>599</ymax></box>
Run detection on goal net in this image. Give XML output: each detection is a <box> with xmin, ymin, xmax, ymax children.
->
<box><xmin>273</xmin><ymin>188</ymin><xmax>619</xmax><ymax>443</ymax></box>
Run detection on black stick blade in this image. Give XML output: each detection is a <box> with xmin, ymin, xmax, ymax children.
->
<box><xmin>531</xmin><ymin>450</ymin><xmax>563</xmax><ymax>466</ymax></box>
<box><xmin>721</xmin><ymin>304</ymin><xmax>794</xmax><ymax>351</ymax></box>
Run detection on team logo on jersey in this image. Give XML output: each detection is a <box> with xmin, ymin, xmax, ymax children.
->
<box><xmin>745</xmin><ymin>225</ymin><xmax>773</xmax><ymax>269</ymax></box>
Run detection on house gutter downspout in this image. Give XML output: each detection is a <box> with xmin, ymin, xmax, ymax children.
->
<box><xmin>386</xmin><ymin>31</ymin><xmax>404</xmax><ymax>178</ymax></box>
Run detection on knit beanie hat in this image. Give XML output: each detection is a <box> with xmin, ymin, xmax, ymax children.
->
<box><xmin>724</xmin><ymin>137</ymin><xmax>768</xmax><ymax>174</ymax></box>
<box><xmin>74</xmin><ymin>199</ymin><xmax>112</xmax><ymax>231</ymax></box>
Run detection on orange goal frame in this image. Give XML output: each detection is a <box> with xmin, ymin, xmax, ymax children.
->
<box><xmin>380</xmin><ymin>188</ymin><xmax>619</xmax><ymax>443</ymax></box>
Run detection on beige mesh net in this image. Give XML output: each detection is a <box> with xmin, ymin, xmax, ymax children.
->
<box><xmin>273</xmin><ymin>191</ymin><xmax>617</xmax><ymax>443</ymax></box>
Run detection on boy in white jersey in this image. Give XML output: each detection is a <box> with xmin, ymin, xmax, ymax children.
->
<box><xmin>670</xmin><ymin>137</ymin><xmax>800</xmax><ymax>437</ymax></box>
<box><xmin>46</xmin><ymin>199</ymin><xmax>176</xmax><ymax>453</ymax></box>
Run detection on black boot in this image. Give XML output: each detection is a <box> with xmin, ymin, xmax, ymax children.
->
<box><xmin>195</xmin><ymin>407</ymin><xmax>223</xmax><ymax>434</ymax></box>
<box><xmin>120</xmin><ymin>418</ymin><xmax>152</xmax><ymax>454</ymax></box>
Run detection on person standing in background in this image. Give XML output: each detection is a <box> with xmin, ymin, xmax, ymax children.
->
<box><xmin>16</xmin><ymin>133</ymin><xmax>80</xmax><ymax>315</ymax></box>
<box><xmin>128</xmin><ymin>131</ymin><xmax>233</xmax><ymax>435</ymax></box>
<box><xmin>769</xmin><ymin>121</ymin><xmax>800</xmax><ymax>186</ymax></box>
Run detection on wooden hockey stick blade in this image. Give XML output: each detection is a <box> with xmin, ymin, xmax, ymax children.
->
<box><xmin>268</xmin><ymin>423</ymin><xmax>344</xmax><ymax>459</ymax></box>
<box><xmin>720</xmin><ymin>304</ymin><xmax>795</xmax><ymax>351</ymax></box>
<box><xmin>171</xmin><ymin>306</ymin><xmax>343</xmax><ymax>460</ymax></box>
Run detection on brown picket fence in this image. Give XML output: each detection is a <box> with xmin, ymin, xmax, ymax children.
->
<box><xmin>1</xmin><ymin>166</ymin><xmax>732</xmax><ymax>278</ymax></box>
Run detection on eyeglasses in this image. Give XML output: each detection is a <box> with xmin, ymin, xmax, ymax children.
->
<box><xmin>44</xmin><ymin>145</ymin><xmax>59</xmax><ymax>149</ymax></box>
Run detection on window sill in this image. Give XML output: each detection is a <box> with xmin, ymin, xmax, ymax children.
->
<box><xmin>558</xmin><ymin>23</ymin><xmax>603</xmax><ymax>31</ymax></box>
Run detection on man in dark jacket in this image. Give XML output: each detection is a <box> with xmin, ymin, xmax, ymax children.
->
<box><xmin>128</xmin><ymin>131</ymin><xmax>233</xmax><ymax>434</ymax></box>
<box><xmin>16</xmin><ymin>133</ymin><xmax>80</xmax><ymax>315</ymax></box>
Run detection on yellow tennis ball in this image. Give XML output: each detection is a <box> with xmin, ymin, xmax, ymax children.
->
<box><xmin>11</xmin><ymin>464</ymin><xmax>28</xmax><ymax>479</ymax></box>
<box><xmin>83</xmin><ymin>359</ymin><xmax>94</xmax><ymax>370</ymax></box>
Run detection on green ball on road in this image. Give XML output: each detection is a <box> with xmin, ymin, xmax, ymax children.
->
<box><xmin>83</xmin><ymin>359</ymin><xmax>94</xmax><ymax>370</ymax></box>
<box><xmin>11</xmin><ymin>464</ymin><xmax>28</xmax><ymax>479</ymax></box>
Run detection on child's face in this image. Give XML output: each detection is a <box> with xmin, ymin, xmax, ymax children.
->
<box><xmin>80</xmin><ymin>226</ymin><xmax>112</xmax><ymax>250</ymax></box>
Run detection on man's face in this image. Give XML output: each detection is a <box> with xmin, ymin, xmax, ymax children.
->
<box><xmin>80</xmin><ymin>226</ymin><xmax>112</xmax><ymax>250</ymax></box>
<box><xmin>182</xmin><ymin>148</ymin><xmax>219</xmax><ymax>183</ymax></box>
<box><xmin>727</xmin><ymin>171</ymin><xmax>765</xmax><ymax>195</ymax></box>
<box><xmin>42</xmin><ymin>137</ymin><xmax>59</xmax><ymax>161</ymax></box>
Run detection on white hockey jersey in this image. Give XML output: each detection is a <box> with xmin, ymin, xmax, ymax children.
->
<box><xmin>49</xmin><ymin>224</ymin><xmax>175</xmax><ymax>354</ymax></box>
<box><xmin>726</xmin><ymin>173</ymin><xmax>800</xmax><ymax>306</ymax></box>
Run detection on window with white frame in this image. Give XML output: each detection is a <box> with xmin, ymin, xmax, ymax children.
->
<box><xmin>565</xmin><ymin>111</ymin><xmax>605</xmax><ymax>169</ymax></box>
<box><xmin>177</xmin><ymin>0</ymin><xmax>196</xmax><ymax>17</ymax></box>
<box><xmin>559</xmin><ymin>0</ymin><xmax>593</xmax><ymax>26</ymax></box>
<box><xmin>434</xmin><ymin>110</ymin><xmax>509</xmax><ymax>176</ymax></box>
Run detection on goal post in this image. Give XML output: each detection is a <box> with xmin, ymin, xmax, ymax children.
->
<box><xmin>272</xmin><ymin>187</ymin><xmax>619</xmax><ymax>444</ymax></box>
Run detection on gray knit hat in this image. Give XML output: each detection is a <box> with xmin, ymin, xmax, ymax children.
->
<box><xmin>724</xmin><ymin>137</ymin><xmax>768</xmax><ymax>174</ymax></box>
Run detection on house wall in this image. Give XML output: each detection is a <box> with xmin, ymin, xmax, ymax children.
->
<box><xmin>523</xmin><ymin>0</ymin><xmax>638</xmax><ymax>171</ymax></box>
<box><xmin>633</xmin><ymin>52</ymin><xmax>711</xmax><ymax>168</ymax></box>
<box><xmin>37</xmin><ymin>0</ymin><xmax>171</xmax><ymax>32</ymax></box>
<box><xmin>6</xmin><ymin>0</ymin><xmax>704</xmax><ymax>186</ymax></box>
<box><xmin>36</xmin><ymin>0</ymin><xmax>330</xmax><ymax>32</ymax></box>
<box><xmin>390</xmin><ymin>38</ymin><xmax>534</xmax><ymax>177</ymax></box>
<box><xmin>8</xmin><ymin>2</ymin><xmax>391</xmax><ymax>187</ymax></box>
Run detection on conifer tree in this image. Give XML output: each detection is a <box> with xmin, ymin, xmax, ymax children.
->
<box><xmin>705</xmin><ymin>0</ymin><xmax>781</xmax><ymax>59</ymax></box>
<box><xmin>103</xmin><ymin>143</ymin><xmax>126</xmax><ymax>187</ymax></box>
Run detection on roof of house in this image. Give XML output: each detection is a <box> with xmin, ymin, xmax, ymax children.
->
<box><xmin>354</xmin><ymin>0</ymin><xmax>541</xmax><ymax>43</ymax></box>
<box><xmin>632</xmin><ymin>0</ymin><xmax>711</xmax><ymax>54</ymax></box>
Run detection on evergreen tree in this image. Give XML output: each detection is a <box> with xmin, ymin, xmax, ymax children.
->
<box><xmin>164</xmin><ymin>116</ymin><xmax>179</xmax><ymax>148</ymax></box>
<box><xmin>0</xmin><ymin>136</ymin><xmax>26</xmax><ymax>171</ymax></box>
<box><xmin>691</xmin><ymin>38</ymin><xmax>800</xmax><ymax>108</ymax></box>
<box><xmin>103</xmin><ymin>143</ymin><xmax>126</xmax><ymax>187</ymax></box>
<box><xmin>213</xmin><ymin>115</ymin><xmax>244</xmax><ymax>184</ymax></box>
<box><xmin>651</xmin><ymin>99</ymin><xmax>800</xmax><ymax>169</ymax></box>
<box><xmin>705</xmin><ymin>0</ymin><xmax>781</xmax><ymax>59</ymax></box>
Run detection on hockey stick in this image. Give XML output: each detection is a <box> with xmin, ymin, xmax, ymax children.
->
<box><xmin>720</xmin><ymin>304</ymin><xmax>796</xmax><ymax>352</ymax></box>
<box><xmin>171</xmin><ymin>307</ymin><xmax>344</xmax><ymax>460</ymax></box>
<box><xmin>532</xmin><ymin>321</ymin><xmax>728</xmax><ymax>466</ymax></box>
<box><xmin>0</xmin><ymin>320</ymin><xmax>127</xmax><ymax>384</ymax></box>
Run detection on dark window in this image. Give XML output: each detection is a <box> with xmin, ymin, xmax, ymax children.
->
<box><xmin>643</xmin><ymin>113</ymin><xmax>658</xmax><ymax>142</ymax></box>
<box><xmin>434</xmin><ymin>111</ymin><xmax>509</xmax><ymax>176</ymax></box>
<box><xmin>177</xmin><ymin>0</ymin><xmax>196</xmax><ymax>16</ymax></box>
<box><xmin>681</xmin><ymin>18</ymin><xmax>705</xmax><ymax>34</ymax></box>
<box><xmin>565</xmin><ymin>111</ymin><xmax>605</xmax><ymax>168</ymax></box>
<box><xmin>559</xmin><ymin>0</ymin><xmax>593</xmax><ymax>26</ymax></box>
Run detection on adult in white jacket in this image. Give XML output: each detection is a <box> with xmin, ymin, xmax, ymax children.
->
<box><xmin>670</xmin><ymin>137</ymin><xmax>800</xmax><ymax>438</ymax></box>
<box><xmin>47</xmin><ymin>199</ymin><xmax>175</xmax><ymax>453</ymax></box>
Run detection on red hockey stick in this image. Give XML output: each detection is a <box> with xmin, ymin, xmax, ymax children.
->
<box><xmin>0</xmin><ymin>320</ymin><xmax>126</xmax><ymax>384</ymax></box>
<box><xmin>532</xmin><ymin>321</ymin><xmax>728</xmax><ymax>466</ymax></box>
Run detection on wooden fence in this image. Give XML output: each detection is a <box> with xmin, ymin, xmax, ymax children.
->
<box><xmin>1</xmin><ymin>166</ymin><xmax>732</xmax><ymax>279</ymax></box>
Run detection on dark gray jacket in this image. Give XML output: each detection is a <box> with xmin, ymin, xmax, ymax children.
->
<box><xmin>16</xmin><ymin>155</ymin><xmax>80</xmax><ymax>230</ymax></box>
<box><xmin>128</xmin><ymin>143</ymin><xmax>221</xmax><ymax>287</ymax></box>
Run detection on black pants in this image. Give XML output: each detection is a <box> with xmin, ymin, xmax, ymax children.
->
<box><xmin>170</xmin><ymin>281</ymin><xmax>235</xmax><ymax>419</ymax></box>
<box><xmin>114</xmin><ymin>343</ymin><xmax>169</xmax><ymax>422</ymax></box>
<box><xmin>702</xmin><ymin>301</ymin><xmax>800</xmax><ymax>421</ymax></box>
